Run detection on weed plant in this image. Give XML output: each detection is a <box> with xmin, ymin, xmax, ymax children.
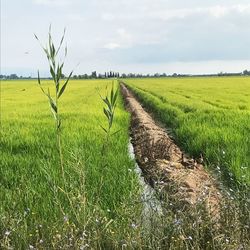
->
<box><xmin>35</xmin><ymin>27</ymin><xmax>73</xmax><ymax>179</ymax></box>
<box><xmin>100</xmin><ymin>82</ymin><xmax>119</xmax><ymax>156</ymax></box>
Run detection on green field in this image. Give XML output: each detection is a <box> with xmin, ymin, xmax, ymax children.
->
<box><xmin>0</xmin><ymin>79</ymin><xmax>142</xmax><ymax>248</ymax></box>
<box><xmin>1</xmin><ymin>78</ymin><xmax>249</xmax><ymax>249</ymax></box>
<box><xmin>125</xmin><ymin>77</ymin><xmax>250</xmax><ymax>185</ymax></box>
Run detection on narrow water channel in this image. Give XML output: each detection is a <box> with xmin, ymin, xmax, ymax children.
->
<box><xmin>128</xmin><ymin>138</ymin><xmax>162</xmax><ymax>226</ymax></box>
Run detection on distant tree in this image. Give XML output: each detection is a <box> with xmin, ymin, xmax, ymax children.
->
<box><xmin>10</xmin><ymin>74</ymin><xmax>18</xmax><ymax>79</ymax></box>
<box><xmin>91</xmin><ymin>71</ymin><xmax>97</xmax><ymax>78</ymax></box>
<box><xmin>243</xmin><ymin>69</ymin><xmax>250</xmax><ymax>75</ymax></box>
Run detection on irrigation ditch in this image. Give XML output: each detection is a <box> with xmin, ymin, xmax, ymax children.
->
<box><xmin>121</xmin><ymin>83</ymin><xmax>222</xmax><ymax>219</ymax></box>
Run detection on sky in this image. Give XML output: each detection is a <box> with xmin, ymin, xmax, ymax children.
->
<box><xmin>1</xmin><ymin>0</ymin><xmax>250</xmax><ymax>76</ymax></box>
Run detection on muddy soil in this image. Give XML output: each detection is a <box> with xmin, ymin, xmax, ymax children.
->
<box><xmin>121</xmin><ymin>84</ymin><xmax>222</xmax><ymax>216</ymax></box>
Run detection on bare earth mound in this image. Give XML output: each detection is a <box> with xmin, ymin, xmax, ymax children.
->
<box><xmin>121</xmin><ymin>84</ymin><xmax>222</xmax><ymax>216</ymax></box>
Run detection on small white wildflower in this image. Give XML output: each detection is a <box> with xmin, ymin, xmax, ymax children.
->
<box><xmin>39</xmin><ymin>239</ymin><xmax>43</xmax><ymax>244</ymax></box>
<box><xmin>80</xmin><ymin>244</ymin><xmax>89</xmax><ymax>249</ymax></box>
<box><xmin>225</xmin><ymin>238</ymin><xmax>229</xmax><ymax>243</ymax></box>
<box><xmin>131</xmin><ymin>223</ymin><xmax>137</xmax><ymax>228</ymax></box>
<box><xmin>63</xmin><ymin>216</ymin><xmax>68</xmax><ymax>222</ymax></box>
<box><xmin>188</xmin><ymin>236</ymin><xmax>193</xmax><ymax>240</ymax></box>
<box><xmin>5</xmin><ymin>230</ymin><xmax>11</xmax><ymax>236</ymax></box>
<box><xmin>174</xmin><ymin>219</ymin><xmax>181</xmax><ymax>226</ymax></box>
<box><xmin>95</xmin><ymin>218</ymin><xmax>99</xmax><ymax>223</ymax></box>
<box><xmin>29</xmin><ymin>245</ymin><xmax>34</xmax><ymax>249</ymax></box>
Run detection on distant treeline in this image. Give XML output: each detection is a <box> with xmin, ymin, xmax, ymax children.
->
<box><xmin>0</xmin><ymin>74</ymin><xmax>30</xmax><ymax>80</ymax></box>
<box><xmin>1</xmin><ymin>69</ymin><xmax>250</xmax><ymax>80</ymax></box>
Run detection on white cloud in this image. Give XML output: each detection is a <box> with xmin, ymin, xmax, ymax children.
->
<box><xmin>101</xmin><ymin>13</ymin><xmax>116</xmax><ymax>21</ymax></box>
<box><xmin>33</xmin><ymin>0</ymin><xmax>71</xmax><ymax>7</ymax></box>
<box><xmin>149</xmin><ymin>4</ymin><xmax>250</xmax><ymax>21</ymax></box>
<box><xmin>2</xmin><ymin>0</ymin><xmax>250</xmax><ymax>75</ymax></box>
<box><xmin>103</xmin><ymin>43</ymin><xmax>121</xmax><ymax>50</ymax></box>
<box><xmin>103</xmin><ymin>28</ymin><xmax>133</xmax><ymax>50</ymax></box>
<box><xmin>235</xmin><ymin>4</ymin><xmax>250</xmax><ymax>13</ymax></box>
<box><xmin>67</xmin><ymin>13</ymin><xmax>85</xmax><ymax>22</ymax></box>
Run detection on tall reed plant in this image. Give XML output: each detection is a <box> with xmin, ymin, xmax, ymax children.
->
<box><xmin>35</xmin><ymin>26</ymin><xmax>73</xmax><ymax>178</ymax></box>
<box><xmin>100</xmin><ymin>82</ymin><xmax>119</xmax><ymax>156</ymax></box>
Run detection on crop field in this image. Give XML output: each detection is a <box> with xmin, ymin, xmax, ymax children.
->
<box><xmin>1</xmin><ymin>78</ymin><xmax>250</xmax><ymax>249</ymax></box>
<box><xmin>125</xmin><ymin>77</ymin><xmax>250</xmax><ymax>185</ymax></box>
<box><xmin>0</xmin><ymin>79</ymin><xmax>142</xmax><ymax>248</ymax></box>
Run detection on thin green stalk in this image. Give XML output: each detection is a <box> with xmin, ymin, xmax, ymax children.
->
<box><xmin>100</xmin><ymin>82</ymin><xmax>119</xmax><ymax>158</ymax></box>
<box><xmin>35</xmin><ymin>26</ymin><xmax>72</xmax><ymax>179</ymax></box>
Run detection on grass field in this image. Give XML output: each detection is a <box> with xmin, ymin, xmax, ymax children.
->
<box><xmin>124</xmin><ymin>77</ymin><xmax>250</xmax><ymax>185</ymax></box>
<box><xmin>0</xmin><ymin>79</ymin><xmax>142</xmax><ymax>248</ymax></box>
<box><xmin>1</xmin><ymin>78</ymin><xmax>249</xmax><ymax>249</ymax></box>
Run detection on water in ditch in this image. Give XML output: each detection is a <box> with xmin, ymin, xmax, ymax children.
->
<box><xmin>128</xmin><ymin>138</ymin><xmax>163</xmax><ymax>228</ymax></box>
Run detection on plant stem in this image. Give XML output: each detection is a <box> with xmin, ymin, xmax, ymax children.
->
<box><xmin>55</xmin><ymin>93</ymin><xmax>65</xmax><ymax>180</ymax></box>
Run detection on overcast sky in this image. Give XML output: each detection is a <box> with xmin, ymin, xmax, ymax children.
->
<box><xmin>1</xmin><ymin>0</ymin><xmax>250</xmax><ymax>76</ymax></box>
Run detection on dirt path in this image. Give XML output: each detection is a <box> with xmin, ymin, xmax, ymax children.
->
<box><xmin>121</xmin><ymin>83</ymin><xmax>222</xmax><ymax>216</ymax></box>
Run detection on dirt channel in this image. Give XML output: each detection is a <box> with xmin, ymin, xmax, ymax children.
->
<box><xmin>121</xmin><ymin>84</ymin><xmax>222</xmax><ymax>216</ymax></box>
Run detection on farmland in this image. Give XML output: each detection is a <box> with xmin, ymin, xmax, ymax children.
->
<box><xmin>1</xmin><ymin>77</ymin><xmax>250</xmax><ymax>249</ymax></box>
<box><xmin>124</xmin><ymin>77</ymin><xmax>250</xmax><ymax>185</ymax></box>
<box><xmin>0</xmin><ymin>79</ymin><xmax>142</xmax><ymax>248</ymax></box>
